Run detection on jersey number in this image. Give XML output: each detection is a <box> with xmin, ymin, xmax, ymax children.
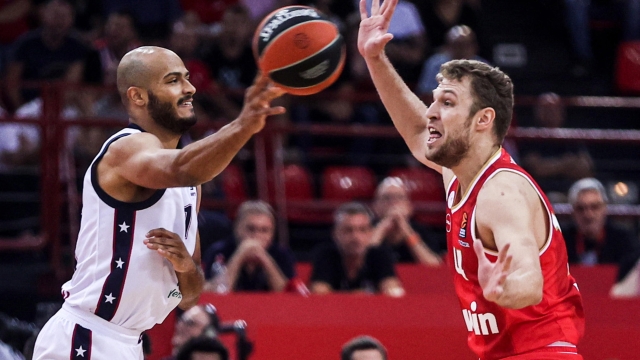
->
<box><xmin>454</xmin><ymin>248</ymin><xmax>469</xmax><ymax>280</ymax></box>
<box><xmin>184</xmin><ymin>204</ymin><xmax>192</xmax><ymax>239</ymax></box>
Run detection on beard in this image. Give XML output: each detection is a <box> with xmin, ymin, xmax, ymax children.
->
<box><xmin>147</xmin><ymin>91</ymin><xmax>197</xmax><ymax>135</ymax></box>
<box><xmin>427</xmin><ymin>117</ymin><xmax>472</xmax><ymax>168</ymax></box>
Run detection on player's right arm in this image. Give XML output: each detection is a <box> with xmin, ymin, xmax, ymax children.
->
<box><xmin>357</xmin><ymin>0</ymin><xmax>443</xmax><ymax>175</ymax></box>
<box><xmin>103</xmin><ymin>75</ymin><xmax>285</xmax><ymax>190</ymax></box>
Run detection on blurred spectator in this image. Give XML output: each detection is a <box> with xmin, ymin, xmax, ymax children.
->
<box><xmin>416</xmin><ymin>25</ymin><xmax>488</xmax><ymax>96</ymax></box>
<box><xmin>94</xmin><ymin>9</ymin><xmax>141</xmax><ymax>86</ymax></box>
<box><xmin>310</xmin><ymin>202</ymin><xmax>405</xmax><ymax>297</ymax></box>
<box><xmin>412</xmin><ymin>0</ymin><xmax>483</xmax><ymax>53</ymax></box>
<box><xmin>4</xmin><ymin>0</ymin><xmax>88</xmax><ymax>112</ymax></box>
<box><xmin>200</xmin><ymin>4</ymin><xmax>256</xmax><ymax>96</ymax></box>
<box><xmin>202</xmin><ymin>200</ymin><xmax>296</xmax><ymax>292</ymax></box>
<box><xmin>176</xmin><ymin>336</ymin><xmax>229</xmax><ymax>360</ymax></box>
<box><xmin>305</xmin><ymin>0</ymin><xmax>355</xmax><ymax>27</ymax></box>
<box><xmin>101</xmin><ymin>0</ymin><xmax>183</xmax><ymax>44</ymax></box>
<box><xmin>168</xmin><ymin>15</ymin><xmax>240</xmax><ymax>123</ymax></box>
<box><xmin>371</xmin><ymin>177</ymin><xmax>443</xmax><ymax>266</ymax></box>
<box><xmin>519</xmin><ymin>92</ymin><xmax>593</xmax><ymax>199</ymax></box>
<box><xmin>168</xmin><ymin>305</ymin><xmax>215</xmax><ymax>358</ymax></box>
<box><xmin>340</xmin><ymin>335</ymin><xmax>387</xmax><ymax>360</ymax></box>
<box><xmin>239</xmin><ymin>0</ymin><xmax>294</xmax><ymax>22</ymax></box>
<box><xmin>564</xmin><ymin>178</ymin><xmax>640</xmax><ymax>281</ymax></box>
<box><xmin>180</xmin><ymin>0</ymin><xmax>239</xmax><ymax>25</ymax></box>
<box><xmin>0</xmin><ymin>0</ymin><xmax>31</xmax><ymax>75</ymax></box>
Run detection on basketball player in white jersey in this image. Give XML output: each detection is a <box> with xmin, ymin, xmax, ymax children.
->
<box><xmin>32</xmin><ymin>46</ymin><xmax>286</xmax><ymax>359</ymax></box>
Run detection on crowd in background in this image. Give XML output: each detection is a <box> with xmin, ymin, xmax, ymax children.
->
<box><xmin>1</xmin><ymin>0</ymin><xmax>640</xmax><ymax>358</ymax></box>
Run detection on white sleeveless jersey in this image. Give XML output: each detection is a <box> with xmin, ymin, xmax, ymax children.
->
<box><xmin>61</xmin><ymin>125</ymin><xmax>198</xmax><ymax>333</ymax></box>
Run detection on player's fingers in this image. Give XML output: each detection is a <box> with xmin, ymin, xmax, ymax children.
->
<box><xmin>380</xmin><ymin>0</ymin><xmax>398</xmax><ymax>16</ymax></box>
<box><xmin>502</xmin><ymin>255</ymin><xmax>513</xmax><ymax>273</ymax></box>
<box><xmin>146</xmin><ymin>228</ymin><xmax>176</xmax><ymax>239</ymax></box>
<box><xmin>372</xmin><ymin>0</ymin><xmax>380</xmax><ymax>15</ymax></box>
<box><xmin>359</xmin><ymin>0</ymin><xmax>368</xmax><ymax>20</ymax></box>
<box><xmin>254</xmin><ymin>73</ymin><xmax>270</xmax><ymax>89</ymax></box>
<box><xmin>259</xmin><ymin>106</ymin><xmax>286</xmax><ymax>117</ymax></box>
<box><xmin>374</xmin><ymin>33</ymin><xmax>394</xmax><ymax>49</ymax></box>
<box><xmin>497</xmin><ymin>243</ymin><xmax>511</xmax><ymax>264</ymax></box>
<box><xmin>497</xmin><ymin>271</ymin><xmax>508</xmax><ymax>286</ymax></box>
<box><xmin>259</xmin><ymin>86</ymin><xmax>286</xmax><ymax>103</ymax></box>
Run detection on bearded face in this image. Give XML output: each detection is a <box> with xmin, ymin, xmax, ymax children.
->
<box><xmin>427</xmin><ymin>115</ymin><xmax>472</xmax><ymax>168</ymax></box>
<box><xmin>147</xmin><ymin>91</ymin><xmax>197</xmax><ymax>135</ymax></box>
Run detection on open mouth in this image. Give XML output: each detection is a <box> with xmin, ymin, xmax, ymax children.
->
<box><xmin>178</xmin><ymin>98</ymin><xmax>193</xmax><ymax>108</ymax></box>
<box><xmin>427</xmin><ymin>126</ymin><xmax>442</xmax><ymax>144</ymax></box>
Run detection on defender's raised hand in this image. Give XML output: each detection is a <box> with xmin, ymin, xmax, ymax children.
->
<box><xmin>357</xmin><ymin>0</ymin><xmax>398</xmax><ymax>59</ymax></box>
<box><xmin>144</xmin><ymin>228</ymin><xmax>196</xmax><ymax>273</ymax></box>
<box><xmin>473</xmin><ymin>240</ymin><xmax>513</xmax><ymax>303</ymax></box>
<box><xmin>238</xmin><ymin>74</ymin><xmax>287</xmax><ymax>134</ymax></box>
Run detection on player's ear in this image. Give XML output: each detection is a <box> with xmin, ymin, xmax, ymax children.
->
<box><xmin>476</xmin><ymin>107</ymin><xmax>495</xmax><ymax>132</ymax></box>
<box><xmin>127</xmin><ymin>87</ymin><xmax>147</xmax><ymax>107</ymax></box>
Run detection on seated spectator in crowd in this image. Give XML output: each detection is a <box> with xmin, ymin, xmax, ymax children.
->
<box><xmin>519</xmin><ymin>92</ymin><xmax>593</xmax><ymax>199</ymax></box>
<box><xmin>371</xmin><ymin>177</ymin><xmax>442</xmax><ymax>266</ymax></box>
<box><xmin>413</xmin><ymin>0</ymin><xmax>483</xmax><ymax>52</ymax></box>
<box><xmin>4</xmin><ymin>0</ymin><xmax>87</xmax><ymax>112</ymax></box>
<box><xmin>416</xmin><ymin>25</ymin><xmax>488</xmax><ymax>96</ymax></box>
<box><xmin>340</xmin><ymin>335</ymin><xmax>387</xmax><ymax>360</ymax></box>
<box><xmin>203</xmin><ymin>200</ymin><xmax>296</xmax><ymax>292</ymax></box>
<box><xmin>93</xmin><ymin>10</ymin><xmax>141</xmax><ymax>86</ymax></box>
<box><xmin>101</xmin><ymin>0</ymin><xmax>183</xmax><ymax>44</ymax></box>
<box><xmin>564</xmin><ymin>178</ymin><xmax>640</xmax><ymax>282</ymax></box>
<box><xmin>176</xmin><ymin>337</ymin><xmax>229</xmax><ymax>360</ymax></box>
<box><xmin>0</xmin><ymin>0</ymin><xmax>31</xmax><ymax>75</ymax></box>
<box><xmin>310</xmin><ymin>202</ymin><xmax>405</xmax><ymax>297</ymax></box>
<box><xmin>200</xmin><ymin>4</ymin><xmax>256</xmax><ymax>104</ymax></box>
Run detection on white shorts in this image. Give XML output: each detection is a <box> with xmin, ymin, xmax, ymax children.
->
<box><xmin>32</xmin><ymin>303</ymin><xmax>143</xmax><ymax>360</ymax></box>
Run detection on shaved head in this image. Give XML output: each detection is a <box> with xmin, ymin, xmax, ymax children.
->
<box><xmin>116</xmin><ymin>46</ymin><xmax>181</xmax><ymax>103</ymax></box>
<box><xmin>116</xmin><ymin>46</ymin><xmax>197</xmax><ymax>134</ymax></box>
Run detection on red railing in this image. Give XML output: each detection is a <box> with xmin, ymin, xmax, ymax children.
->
<box><xmin>1</xmin><ymin>82</ymin><xmax>640</xmax><ymax>278</ymax></box>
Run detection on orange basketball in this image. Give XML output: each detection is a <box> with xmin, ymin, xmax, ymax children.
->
<box><xmin>252</xmin><ymin>6</ymin><xmax>346</xmax><ymax>96</ymax></box>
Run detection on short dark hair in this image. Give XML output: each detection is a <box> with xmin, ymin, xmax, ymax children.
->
<box><xmin>340</xmin><ymin>335</ymin><xmax>387</xmax><ymax>360</ymax></box>
<box><xmin>176</xmin><ymin>336</ymin><xmax>229</xmax><ymax>360</ymax></box>
<box><xmin>437</xmin><ymin>59</ymin><xmax>514</xmax><ymax>144</ymax></box>
<box><xmin>333</xmin><ymin>202</ymin><xmax>374</xmax><ymax>226</ymax></box>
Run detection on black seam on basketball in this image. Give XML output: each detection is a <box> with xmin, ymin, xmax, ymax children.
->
<box><xmin>269</xmin><ymin>43</ymin><xmax>345</xmax><ymax>89</ymax></box>
<box><xmin>255</xmin><ymin>7</ymin><xmax>329</xmax><ymax>55</ymax></box>
<box><xmin>267</xmin><ymin>35</ymin><xmax>343</xmax><ymax>72</ymax></box>
<box><xmin>258</xmin><ymin>19</ymin><xmax>337</xmax><ymax>60</ymax></box>
<box><xmin>280</xmin><ymin>49</ymin><xmax>346</xmax><ymax>90</ymax></box>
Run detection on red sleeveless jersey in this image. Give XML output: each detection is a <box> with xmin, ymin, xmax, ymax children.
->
<box><xmin>446</xmin><ymin>148</ymin><xmax>584</xmax><ymax>360</ymax></box>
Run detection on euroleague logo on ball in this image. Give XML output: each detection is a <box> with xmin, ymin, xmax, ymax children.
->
<box><xmin>258</xmin><ymin>8</ymin><xmax>320</xmax><ymax>43</ymax></box>
<box><xmin>294</xmin><ymin>33</ymin><xmax>310</xmax><ymax>49</ymax></box>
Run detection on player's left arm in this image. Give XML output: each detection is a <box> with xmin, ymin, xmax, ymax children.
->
<box><xmin>474</xmin><ymin>172</ymin><xmax>544</xmax><ymax>309</ymax></box>
<box><xmin>145</xmin><ymin>186</ymin><xmax>205</xmax><ymax>309</ymax></box>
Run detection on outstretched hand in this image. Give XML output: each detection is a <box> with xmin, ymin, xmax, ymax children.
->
<box><xmin>357</xmin><ymin>0</ymin><xmax>398</xmax><ymax>59</ymax></box>
<box><xmin>238</xmin><ymin>74</ymin><xmax>287</xmax><ymax>134</ymax></box>
<box><xmin>144</xmin><ymin>228</ymin><xmax>196</xmax><ymax>273</ymax></box>
<box><xmin>473</xmin><ymin>239</ymin><xmax>513</xmax><ymax>303</ymax></box>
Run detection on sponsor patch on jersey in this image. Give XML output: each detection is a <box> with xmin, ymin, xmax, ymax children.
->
<box><xmin>168</xmin><ymin>288</ymin><xmax>182</xmax><ymax>299</ymax></box>
<box><xmin>459</xmin><ymin>211</ymin><xmax>468</xmax><ymax>238</ymax></box>
<box><xmin>458</xmin><ymin>239</ymin><xmax>470</xmax><ymax>247</ymax></box>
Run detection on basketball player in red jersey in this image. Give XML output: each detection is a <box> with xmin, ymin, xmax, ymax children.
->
<box><xmin>358</xmin><ymin>1</ymin><xmax>584</xmax><ymax>359</ymax></box>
